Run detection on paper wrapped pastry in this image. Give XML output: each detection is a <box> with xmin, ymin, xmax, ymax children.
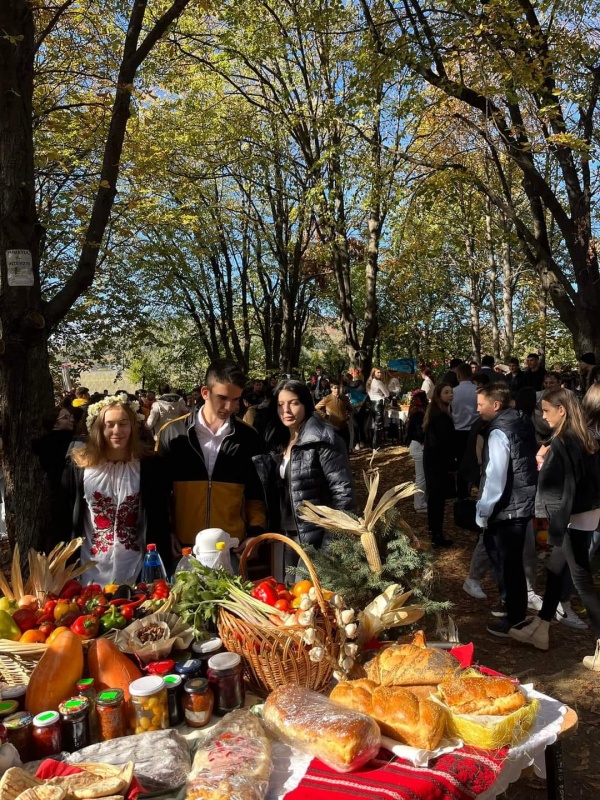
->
<box><xmin>112</xmin><ymin>612</ymin><xmax>193</xmax><ymax>663</ymax></box>
<box><xmin>185</xmin><ymin>710</ymin><xmax>271</xmax><ymax>800</ymax></box>
<box><xmin>264</xmin><ymin>684</ymin><xmax>380</xmax><ymax>773</ymax></box>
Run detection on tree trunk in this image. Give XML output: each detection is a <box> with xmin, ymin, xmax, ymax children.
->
<box><xmin>500</xmin><ymin>224</ymin><xmax>514</xmax><ymax>359</ymax></box>
<box><xmin>0</xmin><ymin>1</ymin><xmax>55</xmax><ymax>552</ymax></box>
<box><xmin>485</xmin><ymin>206</ymin><xmax>501</xmax><ymax>360</ymax></box>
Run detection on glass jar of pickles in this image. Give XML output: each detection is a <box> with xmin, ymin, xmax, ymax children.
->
<box><xmin>96</xmin><ymin>689</ymin><xmax>127</xmax><ymax>741</ymax></box>
<box><xmin>128</xmin><ymin>676</ymin><xmax>168</xmax><ymax>734</ymax></box>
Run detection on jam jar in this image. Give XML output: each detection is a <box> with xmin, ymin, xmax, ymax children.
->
<box><xmin>182</xmin><ymin>678</ymin><xmax>213</xmax><ymax>728</ymax></box>
<box><xmin>163</xmin><ymin>674</ymin><xmax>183</xmax><ymax>727</ymax></box>
<box><xmin>4</xmin><ymin>711</ymin><xmax>33</xmax><ymax>761</ymax></box>
<box><xmin>191</xmin><ymin>637</ymin><xmax>225</xmax><ymax>677</ymax></box>
<box><xmin>1</xmin><ymin>685</ymin><xmax>27</xmax><ymax>711</ymax></box>
<box><xmin>174</xmin><ymin>658</ymin><xmax>202</xmax><ymax>681</ymax></box>
<box><xmin>96</xmin><ymin>689</ymin><xmax>127</xmax><ymax>741</ymax></box>
<box><xmin>0</xmin><ymin>701</ymin><xmax>18</xmax><ymax>721</ymax></box>
<box><xmin>59</xmin><ymin>696</ymin><xmax>91</xmax><ymax>752</ymax></box>
<box><xmin>32</xmin><ymin>711</ymin><xmax>62</xmax><ymax>758</ymax></box>
<box><xmin>206</xmin><ymin>652</ymin><xmax>244</xmax><ymax>715</ymax></box>
<box><xmin>128</xmin><ymin>676</ymin><xmax>168</xmax><ymax>734</ymax></box>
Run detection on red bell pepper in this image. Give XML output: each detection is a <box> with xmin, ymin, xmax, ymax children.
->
<box><xmin>81</xmin><ymin>584</ymin><xmax>103</xmax><ymax>600</ymax></box>
<box><xmin>70</xmin><ymin>614</ymin><xmax>100</xmax><ymax>639</ymax></box>
<box><xmin>60</xmin><ymin>580</ymin><xmax>82</xmax><ymax>600</ymax></box>
<box><xmin>251</xmin><ymin>581</ymin><xmax>278</xmax><ymax>606</ymax></box>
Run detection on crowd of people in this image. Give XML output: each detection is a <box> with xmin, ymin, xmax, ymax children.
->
<box><xmin>405</xmin><ymin>351</ymin><xmax>600</xmax><ymax>673</ymax></box>
<box><xmin>30</xmin><ymin>350</ymin><xmax>600</xmax><ymax>673</ymax></box>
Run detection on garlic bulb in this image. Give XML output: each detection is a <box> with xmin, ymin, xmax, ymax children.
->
<box><xmin>308</xmin><ymin>586</ymin><xmax>318</xmax><ymax>601</ymax></box>
<box><xmin>309</xmin><ymin>646</ymin><xmax>324</xmax><ymax>662</ymax></box>
<box><xmin>342</xmin><ymin>656</ymin><xmax>354</xmax><ymax>671</ymax></box>
<box><xmin>302</xmin><ymin>628</ymin><xmax>316</xmax><ymax>645</ymax></box>
<box><xmin>344</xmin><ymin>642</ymin><xmax>358</xmax><ymax>657</ymax></box>
<box><xmin>299</xmin><ymin>594</ymin><xmax>313</xmax><ymax>611</ymax></box>
<box><xmin>340</xmin><ymin>609</ymin><xmax>355</xmax><ymax>624</ymax></box>
<box><xmin>329</xmin><ymin>593</ymin><xmax>344</xmax><ymax>609</ymax></box>
<box><xmin>345</xmin><ymin>623</ymin><xmax>358</xmax><ymax>638</ymax></box>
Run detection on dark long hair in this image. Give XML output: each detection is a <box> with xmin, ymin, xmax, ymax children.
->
<box><xmin>263</xmin><ymin>380</ymin><xmax>315</xmax><ymax>451</ymax></box>
<box><xmin>422</xmin><ymin>383</ymin><xmax>452</xmax><ymax>431</ymax></box>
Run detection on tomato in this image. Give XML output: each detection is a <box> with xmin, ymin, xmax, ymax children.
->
<box><xmin>274</xmin><ymin>598</ymin><xmax>290</xmax><ymax>612</ymax></box>
<box><xmin>277</xmin><ymin>589</ymin><xmax>293</xmax><ymax>602</ymax></box>
<box><xmin>291</xmin><ymin>580</ymin><xmax>313</xmax><ymax>598</ymax></box>
<box><xmin>43</xmin><ymin>600</ymin><xmax>58</xmax><ymax>616</ymax></box>
<box><xmin>38</xmin><ymin>620</ymin><xmax>55</xmax><ymax>638</ymax></box>
<box><xmin>54</xmin><ymin>600</ymin><xmax>78</xmax><ymax>621</ymax></box>
<box><xmin>46</xmin><ymin>626</ymin><xmax>69</xmax><ymax>643</ymax></box>
<box><xmin>20</xmin><ymin>629</ymin><xmax>46</xmax><ymax>643</ymax></box>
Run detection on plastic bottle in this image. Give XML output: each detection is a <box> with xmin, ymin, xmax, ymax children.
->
<box><xmin>174</xmin><ymin>547</ymin><xmax>194</xmax><ymax>575</ymax></box>
<box><xmin>214</xmin><ymin>541</ymin><xmax>233</xmax><ymax>574</ymax></box>
<box><xmin>141</xmin><ymin>543</ymin><xmax>167</xmax><ymax>584</ymax></box>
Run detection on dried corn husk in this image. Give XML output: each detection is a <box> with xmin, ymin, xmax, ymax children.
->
<box><xmin>298</xmin><ymin>475</ymin><xmax>417</xmax><ymax>576</ymax></box>
<box><xmin>356</xmin><ymin>584</ymin><xmax>425</xmax><ymax>645</ymax></box>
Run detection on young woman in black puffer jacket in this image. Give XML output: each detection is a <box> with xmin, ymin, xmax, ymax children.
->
<box><xmin>253</xmin><ymin>380</ymin><xmax>356</xmax><ymax>576</ymax></box>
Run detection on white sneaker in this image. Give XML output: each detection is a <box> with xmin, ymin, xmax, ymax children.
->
<box><xmin>508</xmin><ymin>616</ymin><xmax>550</xmax><ymax>650</ymax></box>
<box><xmin>527</xmin><ymin>593</ymin><xmax>543</xmax><ymax>611</ymax></box>
<box><xmin>583</xmin><ymin>639</ymin><xmax>600</xmax><ymax>671</ymax></box>
<box><xmin>555</xmin><ymin>601</ymin><xmax>588</xmax><ymax>630</ymax></box>
<box><xmin>463</xmin><ymin>578</ymin><xmax>487</xmax><ymax>600</ymax></box>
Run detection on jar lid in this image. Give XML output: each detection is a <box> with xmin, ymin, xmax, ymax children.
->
<box><xmin>4</xmin><ymin>711</ymin><xmax>33</xmax><ymax>730</ymax></box>
<box><xmin>147</xmin><ymin>659</ymin><xmax>175</xmax><ymax>676</ymax></box>
<box><xmin>163</xmin><ymin>674</ymin><xmax>182</xmax><ymax>688</ymax></box>
<box><xmin>97</xmin><ymin>689</ymin><xmax>124</xmax><ymax>706</ymax></box>
<box><xmin>207</xmin><ymin>652</ymin><xmax>241</xmax><ymax>671</ymax></box>
<box><xmin>0</xmin><ymin>701</ymin><xmax>18</xmax><ymax>716</ymax></box>
<box><xmin>0</xmin><ymin>685</ymin><xmax>27</xmax><ymax>699</ymax></box>
<box><xmin>58</xmin><ymin>697</ymin><xmax>89</xmax><ymax>716</ymax></box>
<box><xmin>184</xmin><ymin>678</ymin><xmax>209</xmax><ymax>694</ymax></box>
<box><xmin>192</xmin><ymin>637</ymin><xmax>222</xmax><ymax>655</ymax></box>
<box><xmin>33</xmin><ymin>710</ymin><xmax>60</xmax><ymax>727</ymax></box>
<box><xmin>174</xmin><ymin>658</ymin><xmax>202</xmax><ymax>675</ymax></box>
<box><xmin>77</xmin><ymin>678</ymin><xmax>95</xmax><ymax>690</ymax></box>
<box><xmin>129</xmin><ymin>675</ymin><xmax>165</xmax><ymax>697</ymax></box>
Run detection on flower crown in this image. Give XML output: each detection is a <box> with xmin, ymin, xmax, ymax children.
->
<box><xmin>86</xmin><ymin>392</ymin><xmax>145</xmax><ymax>432</ymax></box>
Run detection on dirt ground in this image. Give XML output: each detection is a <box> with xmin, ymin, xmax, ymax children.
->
<box><xmin>352</xmin><ymin>443</ymin><xmax>600</xmax><ymax>800</ymax></box>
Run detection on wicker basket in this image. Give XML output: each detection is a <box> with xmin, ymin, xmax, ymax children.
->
<box><xmin>218</xmin><ymin>532</ymin><xmax>339</xmax><ymax>697</ymax></box>
<box><xmin>0</xmin><ymin>639</ymin><xmax>46</xmax><ymax>659</ymax></box>
<box><xmin>0</xmin><ymin>652</ymin><xmax>36</xmax><ymax>686</ymax></box>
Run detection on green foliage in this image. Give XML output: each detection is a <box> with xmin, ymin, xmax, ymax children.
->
<box><xmin>299</xmin><ymin>508</ymin><xmax>450</xmax><ymax>613</ymax></box>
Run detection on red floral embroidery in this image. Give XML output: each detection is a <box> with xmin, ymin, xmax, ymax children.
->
<box><xmin>89</xmin><ymin>491</ymin><xmax>140</xmax><ymax>555</ymax></box>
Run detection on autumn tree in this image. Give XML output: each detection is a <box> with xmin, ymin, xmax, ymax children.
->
<box><xmin>0</xmin><ymin>0</ymin><xmax>195</xmax><ymax>552</ymax></box>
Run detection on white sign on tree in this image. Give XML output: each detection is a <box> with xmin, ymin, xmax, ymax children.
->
<box><xmin>6</xmin><ymin>249</ymin><xmax>34</xmax><ymax>286</ymax></box>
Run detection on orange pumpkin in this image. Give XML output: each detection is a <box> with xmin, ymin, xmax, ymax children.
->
<box><xmin>88</xmin><ymin>638</ymin><xmax>142</xmax><ymax>701</ymax></box>
<box><xmin>25</xmin><ymin>630</ymin><xmax>83</xmax><ymax>715</ymax></box>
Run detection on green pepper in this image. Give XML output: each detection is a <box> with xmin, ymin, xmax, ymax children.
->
<box><xmin>100</xmin><ymin>604</ymin><xmax>127</xmax><ymax>631</ymax></box>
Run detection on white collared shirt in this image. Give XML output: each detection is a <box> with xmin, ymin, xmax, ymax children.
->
<box><xmin>194</xmin><ymin>406</ymin><xmax>231</xmax><ymax>478</ymax></box>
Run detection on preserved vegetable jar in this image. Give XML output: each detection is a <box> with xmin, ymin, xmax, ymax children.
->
<box><xmin>96</xmin><ymin>689</ymin><xmax>127</xmax><ymax>741</ymax></box>
<box><xmin>163</xmin><ymin>674</ymin><xmax>183</xmax><ymax>727</ymax></box>
<box><xmin>182</xmin><ymin>678</ymin><xmax>213</xmax><ymax>728</ymax></box>
<box><xmin>76</xmin><ymin>678</ymin><xmax>98</xmax><ymax>743</ymax></box>
<box><xmin>206</xmin><ymin>652</ymin><xmax>244</xmax><ymax>715</ymax></box>
<box><xmin>59</xmin><ymin>697</ymin><xmax>90</xmax><ymax>752</ymax></box>
<box><xmin>32</xmin><ymin>711</ymin><xmax>62</xmax><ymax>758</ymax></box>
<box><xmin>1</xmin><ymin>685</ymin><xmax>27</xmax><ymax>711</ymax></box>
<box><xmin>191</xmin><ymin>638</ymin><xmax>224</xmax><ymax>677</ymax></box>
<box><xmin>4</xmin><ymin>711</ymin><xmax>33</xmax><ymax>761</ymax></box>
<box><xmin>174</xmin><ymin>658</ymin><xmax>202</xmax><ymax>681</ymax></box>
<box><xmin>128</xmin><ymin>676</ymin><xmax>168</xmax><ymax>734</ymax></box>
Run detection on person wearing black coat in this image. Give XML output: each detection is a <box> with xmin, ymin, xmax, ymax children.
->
<box><xmin>510</xmin><ymin>389</ymin><xmax>600</xmax><ymax>668</ymax></box>
<box><xmin>423</xmin><ymin>383</ymin><xmax>456</xmax><ymax>548</ymax></box>
<box><xmin>253</xmin><ymin>380</ymin><xmax>356</xmax><ymax>577</ymax></box>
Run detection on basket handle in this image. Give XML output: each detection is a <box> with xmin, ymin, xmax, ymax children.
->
<box><xmin>238</xmin><ymin>532</ymin><xmax>329</xmax><ymax>615</ymax></box>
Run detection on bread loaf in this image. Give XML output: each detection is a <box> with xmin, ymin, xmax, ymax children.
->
<box><xmin>438</xmin><ymin>675</ymin><xmax>525</xmax><ymax>716</ymax></box>
<box><xmin>365</xmin><ymin>643</ymin><xmax>459</xmax><ymax>686</ymax></box>
<box><xmin>330</xmin><ymin>679</ymin><xmax>445</xmax><ymax>751</ymax></box>
<box><xmin>263</xmin><ymin>684</ymin><xmax>381</xmax><ymax>772</ymax></box>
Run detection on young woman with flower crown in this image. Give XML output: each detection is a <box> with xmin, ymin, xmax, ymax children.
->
<box><xmin>63</xmin><ymin>394</ymin><xmax>171</xmax><ymax>585</ymax></box>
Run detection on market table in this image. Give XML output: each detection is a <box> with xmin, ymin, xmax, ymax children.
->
<box><xmin>176</xmin><ymin>689</ymin><xmax>576</xmax><ymax>800</ymax></box>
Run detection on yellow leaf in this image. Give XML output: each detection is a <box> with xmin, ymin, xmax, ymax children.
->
<box><xmin>99</xmin><ymin>180</ymin><xmax>111</xmax><ymax>188</ymax></box>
